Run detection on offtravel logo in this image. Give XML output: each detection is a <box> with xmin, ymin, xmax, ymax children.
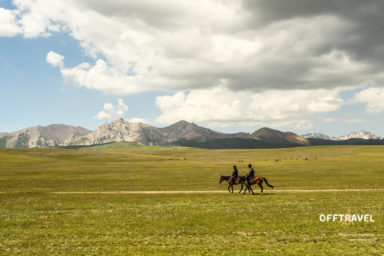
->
<box><xmin>319</xmin><ymin>210</ymin><xmax>375</xmax><ymax>225</ymax></box>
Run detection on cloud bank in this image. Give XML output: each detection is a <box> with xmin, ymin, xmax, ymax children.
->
<box><xmin>2</xmin><ymin>0</ymin><xmax>384</xmax><ymax>127</ymax></box>
<box><xmin>3</xmin><ymin>0</ymin><xmax>382</xmax><ymax>93</ymax></box>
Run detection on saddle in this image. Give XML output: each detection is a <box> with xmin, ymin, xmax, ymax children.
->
<box><xmin>229</xmin><ymin>176</ymin><xmax>240</xmax><ymax>183</ymax></box>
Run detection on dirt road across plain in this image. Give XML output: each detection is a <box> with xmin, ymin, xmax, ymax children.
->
<box><xmin>50</xmin><ymin>189</ymin><xmax>384</xmax><ymax>194</ymax></box>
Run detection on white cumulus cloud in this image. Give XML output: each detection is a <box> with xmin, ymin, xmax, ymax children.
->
<box><xmin>95</xmin><ymin>98</ymin><xmax>128</xmax><ymax>121</ymax></box>
<box><xmin>128</xmin><ymin>117</ymin><xmax>149</xmax><ymax>124</ymax></box>
<box><xmin>46</xmin><ymin>51</ymin><xmax>64</xmax><ymax>68</ymax></box>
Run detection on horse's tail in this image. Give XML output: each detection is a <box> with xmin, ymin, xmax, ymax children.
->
<box><xmin>263</xmin><ymin>177</ymin><xmax>274</xmax><ymax>188</ymax></box>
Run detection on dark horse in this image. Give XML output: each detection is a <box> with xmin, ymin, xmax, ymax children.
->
<box><xmin>219</xmin><ymin>176</ymin><xmax>247</xmax><ymax>193</ymax></box>
<box><xmin>239</xmin><ymin>176</ymin><xmax>274</xmax><ymax>195</ymax></box>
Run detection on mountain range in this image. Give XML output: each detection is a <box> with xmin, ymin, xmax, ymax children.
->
<box><xmin>70</xmin><ymin>118</ymin><xmax>309</xmax><ymax>149</ymax></box>
<box><xmin>0</xmin><ymin>118</ymin><xmax>383</xmax><ymax>149</ymax></box>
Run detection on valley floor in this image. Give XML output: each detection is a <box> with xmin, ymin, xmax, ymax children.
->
<box><xmin>0</xmin><ymin>144</ymin><xmax>383</xmax><ymax>255</ymax></box>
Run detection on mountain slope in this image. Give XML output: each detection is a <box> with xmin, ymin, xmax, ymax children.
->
<box><xmin>159</xmin><ymin>120</ymin><xmax>221</xmax><ymax>142</ymax></box>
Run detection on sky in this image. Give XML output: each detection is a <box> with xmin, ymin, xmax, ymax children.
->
<box><xmin>1</xmin><ymin>0</ymin><xmax>384</xmax><ymax>136</ymax></box>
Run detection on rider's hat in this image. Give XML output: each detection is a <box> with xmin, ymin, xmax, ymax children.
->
<box><xmin>233</xmin><ymin>165</ymin><xmax>237</xmax><ymax>169</ymax></box>
<box><xmin>248</xmin><ymin>163</ymin><xmax>252</xmax><ymax>168</ymax></box>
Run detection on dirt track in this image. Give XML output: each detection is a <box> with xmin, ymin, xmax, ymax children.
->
<box><xmin>50</xmin><ymin>189</ymin><xmax>384</xmax><ymax>194</ymax></box>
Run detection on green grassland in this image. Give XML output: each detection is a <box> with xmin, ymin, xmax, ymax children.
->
<box><xmin>0</xmin><ymin>143</ymin><xmax>383</xmax><ymax>255</ymax></box>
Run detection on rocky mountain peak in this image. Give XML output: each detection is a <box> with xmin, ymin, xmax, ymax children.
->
<box><xmin>175</xmin><ymin>120</ymin><xmax>190</xmax><ymax>125</ymax></box>
<box><xmin>78</xmin><ymin>118</ymin><xmax>155</xmax><ymax>145</ymax></box>
<box><xmin>167</xmin><ymin>120</ymin><xmax>195</xmax><ymax>129</ymax></box>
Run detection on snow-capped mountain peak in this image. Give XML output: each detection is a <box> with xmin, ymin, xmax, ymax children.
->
<box><xmin>335</xmin><ymin>131</ymin><xmax>380</xmax><ymax>140</ymax></box>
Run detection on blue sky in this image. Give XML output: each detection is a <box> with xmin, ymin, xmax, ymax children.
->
<box><xmin>1</xmin><ymin>0</ymin><xmax>384</xmax><ymax>136</ymax></box>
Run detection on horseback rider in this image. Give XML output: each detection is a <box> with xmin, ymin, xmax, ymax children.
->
<box><xmin>246</xmin><ymin>163</ymin><xmax>255</xmax><ymax>184</ymax></box>
<box><xmin>229</xmin><ymin>165</ymin><xmax>239</xmax><ymax>184</ymax></box>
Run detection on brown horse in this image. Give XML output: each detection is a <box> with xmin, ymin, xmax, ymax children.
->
<box><xmin>239</xmin><ymin>176</ymin><xmax>274</xmax><ymax>195</ymax></box>
<box><xmin>219</xmin><ymin>176</ymin><xmax>246</xmax><ymax>193</ymax></box>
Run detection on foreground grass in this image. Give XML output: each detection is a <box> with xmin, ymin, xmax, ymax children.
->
<box><xmin>0</xmin><ymin>192</ymin><xmax>383</xmax><ymax>255</ymax></box>
<box><xmin>0</xmin><ymin>144</ymin><xmax>383</xmax><ymax>255</ymax></box>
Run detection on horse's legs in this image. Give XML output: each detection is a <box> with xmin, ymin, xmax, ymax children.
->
<box><xmin>258</xmin><ymin>184</ymin><xmax>263</xmax><ymax>195</ymax></box>
<box><xmin>244</xmin><ymin>184</ymin><xmax>252</xmax><ymax>195</ymax></box>
<box><xmin>239</xmin><ymin>184</ymin><xmax>243</xmax><ymax>193</ymax></box>
<box><xmin>249</xmin><ymin>184</ymin><xmax>254</xmax><ymax>195</ymax></box>
<box><xmin>227</xmin><ymin>184</ymin><xmax>231</xmax><ymax>193</ymax></box>
<box><xmin>231</xmin><ymin>184</ymin><xmax>234</xmax><ymax>193</ymax></box>
<box><xmin>243</xmin><ymin>185</ymin><xmax>248</xmax><ymax>194</ymax></box>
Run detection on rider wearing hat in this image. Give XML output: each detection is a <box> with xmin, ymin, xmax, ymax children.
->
<box><xmin>229</xmin><ymin>165</ymin><xmax>239</xmax><ymax>184</ymax></box>
<box><xmin>246</xmin><ymin>163</ymin><xmax>255</xmax><ymax>184</ymax></box>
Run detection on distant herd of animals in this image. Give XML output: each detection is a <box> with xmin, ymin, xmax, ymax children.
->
<box><xmin>220</xmin><ymin>164</ymin><xmax>274</xmax><ymax>195</ymax></box>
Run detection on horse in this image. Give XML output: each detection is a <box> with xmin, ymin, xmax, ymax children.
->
<box><xmin>239</xmin><ymin>176</ymin><xmax>274</xmax><ymax>195</ymax></box>
<box><xmin>219</xmin><ymin>175</ymin><xmax>246</xmax><ymax>193</ymax></box>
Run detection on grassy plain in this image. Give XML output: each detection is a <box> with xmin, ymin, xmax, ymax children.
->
<box><xmin>0</xmin><ymin>143</ymin><xmax>383</xmax><ymax>255</ymax></box>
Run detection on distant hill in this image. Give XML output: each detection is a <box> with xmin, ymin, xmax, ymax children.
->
<box><xmin>158</xmin><ymin>120</ymin><xmax>243</xmax><ymax>143</ymax></box>
<box><xmin>251</xmin><ymin>127</ymin><xmax>309</xmax><ymax>147</ymax></box>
